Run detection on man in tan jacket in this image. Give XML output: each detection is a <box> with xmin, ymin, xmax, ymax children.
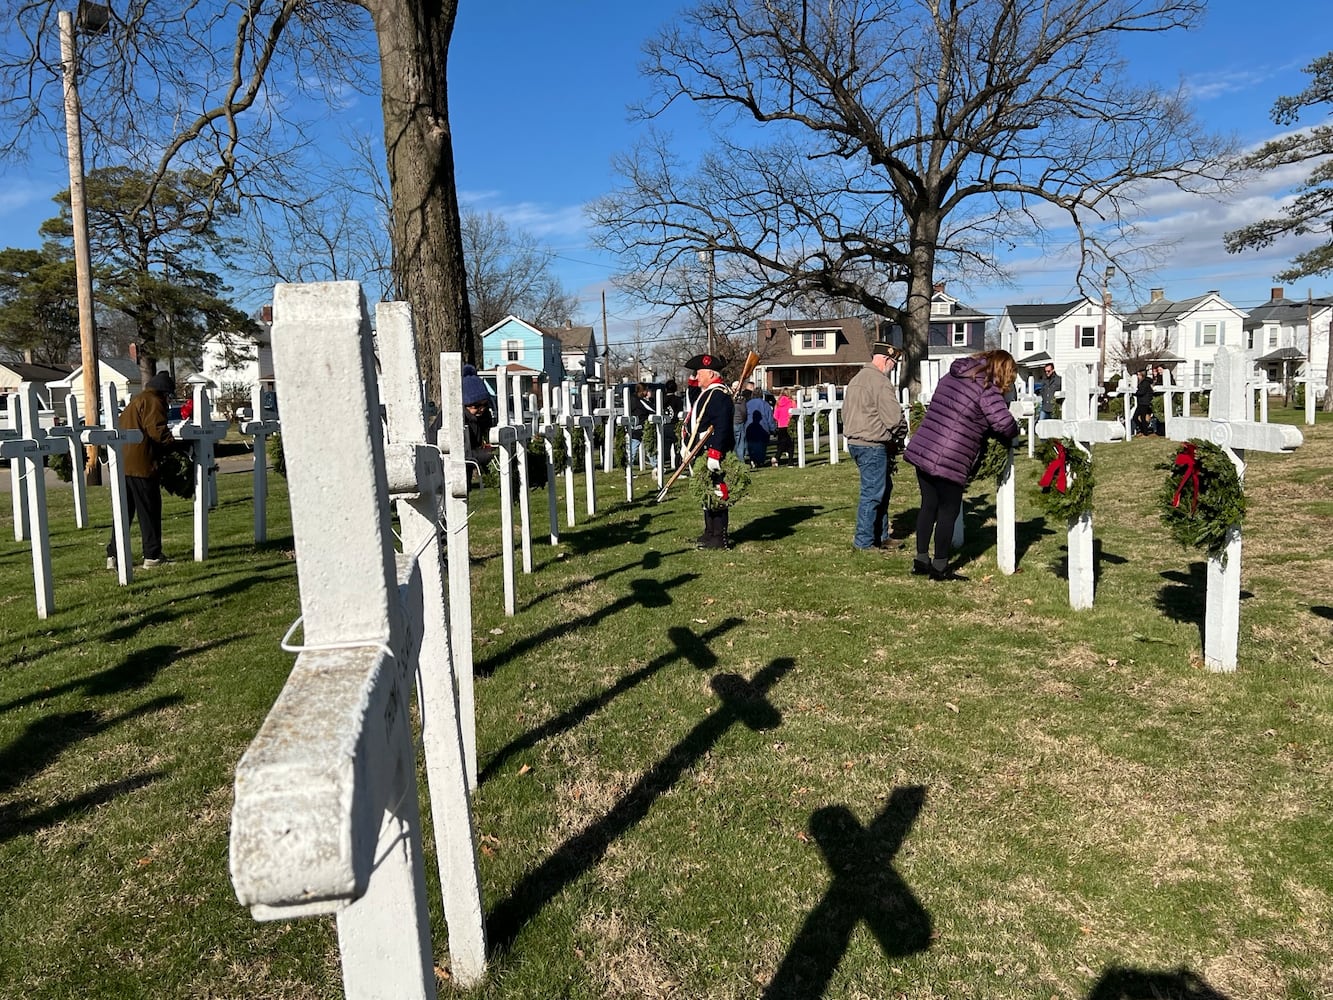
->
<box><xmin>106</xmin><ymin>371</ymin><xmax>178</xmax><ymax>569</ymax></box>
<box><xmin>843</xmin><ymin>343</ymin><xmax>905</xmax><ymax>551</ymax></box>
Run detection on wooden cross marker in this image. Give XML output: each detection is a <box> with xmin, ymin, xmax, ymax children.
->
<box><xmin>176</xmin><ymin>385</ymin><xmax>229</xmax><ymax>561</ymax></box>
<box><xmin>0</xmin><ymin>384</ymin><xmax>58</xmax><ymax>616</ymax></box>
<box><xmin>230</xmin><ymin>281</ymin><xmax>485</xmax><ymax>996</ymax></box>
<box><xmin>83</xmin><ymin>383</ymin><xmax>142</xmax><ymax>586</ymax></box>
<box><xmin>1168</xmin><ymin>346</ymin><xmax>1302</xmax><ymax>672</ymax></box>
<box><xmin>1034</xmin><ymin>364</ymin><xmax>1125</xmax><ymax>609</ymax></box>
<box><xmin>239</xmin><ymin>383</ymin><xmax>281</xmax><ymax>543</ymax></box>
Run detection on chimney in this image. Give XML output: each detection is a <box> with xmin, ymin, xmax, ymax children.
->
<box><xmin>1270</xmin><ymin>287</ymin><xmax>1285</xmax><ymax>302</ymax></box>
<box><xmin>261</xmin><ymin>304</ymin><xmax>273</xmax><ymax>323</ymax></box>
<box><xmin>1150</xmin><ymin>288</ymin><xmax>1165</xmax><ymax>303</ymax></box>
<box><xmin>933</xmin><ymin>282</ymin><xmax>946</xmax><ymax>294</ymax></box>
<box><xmin>129</xmin><ymin>342</ymin><xmax>138</xmax><ymax>363</ymax></box>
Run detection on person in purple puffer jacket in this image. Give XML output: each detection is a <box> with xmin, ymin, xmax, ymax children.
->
<box><xmin>903</xmin><ymin>350</ymin><xmax>1020</xmax><ymax>580</ymax></box>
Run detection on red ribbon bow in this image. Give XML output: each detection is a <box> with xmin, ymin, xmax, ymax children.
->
<box><xmin>1039</xmin><ymin>440</ymin><xmax>1068</xmax><ymax>494</ymax></box>
<box><xmin>1172</xmin><ymin>442</ymin><xmax>1201</xmax><ymax>513</ymax></box>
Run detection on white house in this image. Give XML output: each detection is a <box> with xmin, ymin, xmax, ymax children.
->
<box><xmin>541</xmin><ymin>320</ymin><xmax>602</xmax><ymax>384</ymax></box>
<box><xmin>201</xmin><ymin>306</ymin><xmax>274</xmax><ymax>394</ymax></box>
<box><xmin>1121</xmin><ymin>289</ymin><xmax>1249</xmax><ymax>388</ymax></box>
<box><xmin>1243</xmin><ymin>287</ymin><xmax>1332</xmax><ymax>395</ymax></box>
<box><xmin>996</xmin><ymin>297</ymin><xmax>1124</xmax><ymax>381</ymax></box>
<box><xmin>54</xmin><ymin>356</ymin><xmax>142</xmax><ymax>418</ymax></box>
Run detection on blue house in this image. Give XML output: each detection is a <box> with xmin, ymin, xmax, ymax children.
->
<box><xmin>479</xmin><ymin>315</ymin><xmax>566</xmax><ymax>386</ymax></box>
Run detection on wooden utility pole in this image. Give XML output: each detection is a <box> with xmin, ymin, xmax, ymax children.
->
<box><xmin>601</xmin><ymin>289</ymin><xmax>609</xmax><ymax>382</ymax></box>
<box><xmin>60</xmin><ymin>7</ymin><xmax>109</xmax><ymax>485</ymax></box>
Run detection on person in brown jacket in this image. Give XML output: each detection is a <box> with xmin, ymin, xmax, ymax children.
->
<box><xmin>106</xmin><ymin>371</ymin><xmax>178</xmax><ymax>569</ymax></box>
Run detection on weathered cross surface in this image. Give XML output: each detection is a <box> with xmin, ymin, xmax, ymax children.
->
<box><xmin>176</xmin><ymin>384</ymin><xmax>229</xmax><ymax>561</ymax></box>
<box><xmin>1035</xmin><ymin>364</ymin><xmax>1125</xmax><ymax>609</ymax></box>
<box><xmin>532</xmin><ymin>382</ymin><xmax>561</xmax><ymax>544</ymax></box>
<box><xmin>761</xmin><ymin>787</ymin><xmax>931</xmax><ymax>999</ymax></box>
<box><xmin>83</xmin><ymin>383</ymin><xmax>142</xmax><ymax>586</ymax></box>
<box><xmin>229</xmin><ymin>282</ymin><xmax>485</xmax><ymax>997</ymax></box>
<box><xmin>239</xmin><ymin>383</ymin><xmax>281</xmax><ymax>543</ymax></box>
<box><xmin>1</xmin><ymin>384</ymin><xmax>57</xmax><ymax>616</ymax></box>
<box><xmin>490</xmin><ymin>371</ymin><xmax>533</xmax><ymax>615</ymax></box>
<box><xmin>1168</xmin><ymin>346</ymin><xmax>1302</xmax><ymax>672</ymax></box>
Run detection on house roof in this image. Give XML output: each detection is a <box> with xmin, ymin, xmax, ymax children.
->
<box><xmin>1003</xmin><ymin>300</ymin><xmax>1091</xmax><ymax>327</ymax></box>
<box><xmin>1123</xmin><ymin>291</ymin><xmax>1243</xmax><ymax>326</ymax></box>
<box><xmin>1016</xmin><ymin>351</ymin><xmax>1055</xmax><ymax>367</ymax></box>
<box><xmin>0</xmin><ymin>361</ymin><xmax>74</xmax><ymax>384</ymax></box>
<box><xmin>1243</xmin><ymin>295</ymin><xmax>1333</xmax><ymax>329</ymax></box>
<box><xmin>57</xmin><ymin>356</ymin><xmax>141</xmax><ymax>385</ymax></box>
<box><xmin>754</xmin><ymin>317</ymin><xmax>871</xmax><ymax>367</ymax></box>
<box><xmin>539</xmin><ymin>322</ymin><xmax>596</xmax><ymax>351</ymax></box>
<box><xmin>1255</xmin><ymin>346</ymin><xmax>1307</xmax><ymax>363</ymax></box>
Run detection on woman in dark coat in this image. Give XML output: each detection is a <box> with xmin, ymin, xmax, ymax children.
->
<box><xmin>903</xmin><ymin>350</ymin><xmax>1020</xmax><ymax>580</ymax></box>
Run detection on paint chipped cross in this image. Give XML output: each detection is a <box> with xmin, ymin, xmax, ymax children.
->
<box><xmin>1168</xmin><ymin>345</ymin><xmax>1302</xmax><ymax>672</ymax></box>
<box><xmin>762</xmin><ymin>787</ymin><xmax>932</xmax><ymax>999</ymax></box>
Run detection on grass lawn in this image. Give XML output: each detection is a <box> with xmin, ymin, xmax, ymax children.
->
<box><xmin>1</xmin><ymin>409</ymin><xmax>1331</xmax><ymax>999</ymax></box>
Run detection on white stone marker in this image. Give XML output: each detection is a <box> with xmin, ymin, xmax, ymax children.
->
<box><xmin>579</xmin><ymin>383</ymin><xmax>598</xmax><ymax>516</ymax></box>
<box><xmin>377</xmin><ymin>303</ymin><xmax>486</xmax><ymax>980</ymax></box>
<box><xmin>555</xmin><ymin>383</ymin><xmax>581</xmax><ymax>527</ymax></box>
<box><xmin>5</xmin><ymin>391</ymin><xmax>31</xmax><ymax>541</ymax></box>
<box><xmin>240</xmin><ymin>383</ymin><xmax>281</xmax><ymax>544</ymax></box>
<box><xmin>0</xmin><ymin>384</ymin><xmax>57</xmax><ymax>616</ymax></box>
<box><xmin>824</xmin><ymin>383</ymin><xmax>842</xmax><ymax>464</ymax></box>
<box><xmin>176</xmin><ymin>385</ymin><xmax>229</xmax><ymax>561</ymax></box>
<box><xmin>619</xmin><ymin>384</ymin><xmax>636</xmax><ymax>501</ymax></box>
<box><xmin>438</xmin><ymin>353</ymin><xmax>478</xmax><ymax>785</ymax></box>
<box><xmin>648</xmin><ymin>387</ymin><xmax>668</xmax><ymax>487</ymax></box>
<box><xmin>594</xmin><ymin>384</ymin><xmax>616</xmax><ymax>473</ymax></box>
<box><xmin>506</xmin><ymin>374</ymin><xmax>534</xmax><ymax>575</ymax></box>
<box><xmin>83</xmin><ymin>383</ymin><xmax>142</xmax><ymax>586</ymax></box>
<box><xmin>536</xmin><ymin>383</ymin><xmax>561</xmax><ymax>544</ymax></box>
<box><xmin>1034</xmin><ymin>364</ymin><xmax>1125</xmax><ymax>610</ymax></box>
<box><xmin>490</xmin><ymin>373</ymin><xmax>523</xmax><ymax>616</ymax></box>
<box><xmin>1292</xmin><ymin>369</ymin><xmax>1324</xmax><ymax>426</ymax></box>
<box><xmin>230</xmin><ymin>282</ymin><xmax>485</xmax><ymax>997</ymax></box>
<box><xmin>1168</xmin><ymin>346</ymin><xmax>1302</xmax><ymax>672</ymax></box>
<box><xmin>46</xmin><ymin>394</ymin><xmax>89</xmax><ymax>528</ymax></box>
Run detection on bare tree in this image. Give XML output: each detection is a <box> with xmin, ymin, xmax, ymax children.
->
<box><xmin>591</xmin><ymin>0</ymin><xmax>1234</xmax><ymax>393</ymax></box>
<box><xmin>462</xmin><ymin>210</ymin><xmax>579</xmax><ymax>333</ymax></box>
<box><xmin>1224</xmin><ymin>51</ymin><xmax>1333</xmax><ymax>411</ymax></box>
<box><xmin>1</xmin><ymin>0</ymin><xmax>472</xmax><ymax>397</ymax></box>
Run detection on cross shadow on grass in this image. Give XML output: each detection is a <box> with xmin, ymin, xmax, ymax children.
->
<box><xmin>0</xmin><ymin>641</ymin><xmax>227</xmax><ymax>712</ymax></box>
<box><xmin>559</xmin><ymin>511</ymin><xmax>662</xmax><ymax>557</ymax></box>
<box><xmin>1155</xmin><ymin>562</ymin><xmax>1254</xmax><ymax>645</ymax></box>
<box><xmin>521</xmin><ymin>548</ymin><xmax>690</xmax><ymax>611</ymax></box>
<box><xmin>1311</xmin><ymin>605</ymin><xmax>1333</xmax><ymax>621</ymax></box>
<box><xmin>1048</xmin><ymin>539</ymin><xmax>1128</xmax><ymax>584</ymax></box>
<box><xmin>0</xmin><ymin>694</ymin><xmax>181</xmax><ymax>843</ymax></box>
<box><xmin>731</xmin><ymin>504</ymin><xmax>824</xmax><ymax>544</ymax></box>
<box><xmin>762</xmin><ymin>786</ymin><xmax>932</xmax><ymax>999</ymax></box>
<box><xmin>486</xmin><ymin>656</ymin><xmax>795</xmax><ymax>955</ymax></box>
<box><xmin>1084</xmin><ymin>965</ymin><xmax>1234</xmax><ymax>999</ymax></box>
<box><xmin>479</xmin><ymin>617</ymin><xmax>744</xmax><ymax>784</ymax></box>
<box><xmin>474</xmin><ymin>573</ymin><xmax>699</xmax><ymax>677</ymax></box>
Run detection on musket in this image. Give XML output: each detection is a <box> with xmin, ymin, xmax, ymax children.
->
<box><xmin>655</xmin><ymin>426</ymin><xmax>712</xmax><ymax>503</ymax></box>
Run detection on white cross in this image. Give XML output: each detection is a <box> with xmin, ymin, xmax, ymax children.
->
<box><xmin>82</xmin><ymin>383</ymin><xmax>143</xmax><ymax>586</ymax></box>
<box><xmin>1168</xmin><ymin>346</ymin><xmax>1302</xmax><ymax>672</ymax></box>
<box><xmin>175</xmin><ymin>385</ymin><xmax>229</xmax><ymax>561</ymax></box>
<box><xmin>239</xmin><ymin>383</ymin><xmax>281</xmax><ymax>543</ymax></box>
<box><xmin>46</xmin><ymin>394</ymin><xmax>89</xmax><ymax>528</ymax></box>
<box><xmin>1034</xmin><ymin>364</ymin><xmax>1125</xmax><ymax>609</ymax></box>
<box><xmin>0</xmin><ymin>384</ymin><xmax>58</xmax><ymax>616</ymax></box>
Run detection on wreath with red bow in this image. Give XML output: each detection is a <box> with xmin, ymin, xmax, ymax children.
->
<box><xmin>1032</xmin><ymin>438</ymin><xmax>1095</xmax><ymax>521</ymax></box>
<box><xmin>1158</xmin><ymin>439</ymin><xmax>1246</xmax><ymax>560</ymax></box>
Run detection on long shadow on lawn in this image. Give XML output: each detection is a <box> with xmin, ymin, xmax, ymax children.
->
<box><xmin>1311</xmin><ymin>605</ymin><xmax>1333</xmax><ymax>621</ymax></box>
<box><xmin>486</xmin><ymin>656</ymin><xmax>795</xmax><ymax>955</ymax></box>
<box><xmin>1050</xmin><ymin>539</ymin><xmax>1129</xmax><ymax>584</ymax></box>
<box><xmin>475</xmin><ymin>573</ymin><xmax>698</xmax><ymax>677</ymax></box>
<box><xmin>1155</xmin><ymin>562</ymin><xmax>1253</xmax><ymax>646</ymax></box>
<box><xmin>762</xmin><ymin>786</ymin><xmax>932</xmax><ymax>999</ymax></box>
<box><xmin>520</xmin><ymin>549</ymin><xmax>691</xmax><ymax>612</ymax></box>
<box><xmin>0</xmin><ymin>694</ymin><xmax>181</xmax><ymax>843</ymax></box>
<box><xmin>479</xmin><ymin>617</ymin><xmax>743</xmax><ymax>784</ymax></box>
<box><xmin>559</xmin><ymin>511</ymin><xmax>663</xmax><ymax>557</ymax></box>
<box><xmin>731</xmin><ymin>504</ymin><xmax>824</xmax><ymax>544</ymax></box>
<box><xmin>1084</xmin><ymin>965</ymin><xmax>1233</xmax><ymax>999</ymax></box>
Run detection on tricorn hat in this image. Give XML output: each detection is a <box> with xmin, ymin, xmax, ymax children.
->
<box><xmin>684</xmin><ymin>352</ymin><xmax>727</xmax><ymax>373</ymax></box>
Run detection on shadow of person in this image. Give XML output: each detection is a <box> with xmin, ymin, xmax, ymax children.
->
<box><xmin>1311</xmin><ymin>605</ymin><xmax>1333</xmax><ymax>621</ymax></box>
<box><xmin>762</xmin><ymin>786</ymin><xmax>932</xmax><ymax>999</ymax></box>
<box><xmin>730</xmin><ymin>504</ymin><xmax>824</xmax><ymax>544</ymax></box>
<box><xmin>1084</xmin><ymin>965</ymin><xmax>1234</xmax><ymax>999</ymax></box>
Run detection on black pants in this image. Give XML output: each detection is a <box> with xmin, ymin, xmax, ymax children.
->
<box><xmin>107</xmin><ymin>475</ymin><xmax>164</xmax><ymax>562</ymax></box>
<box><xmin>914</xmin><ymin>469</ymin><xmax>965</xmax><ymax>564</ymax></box>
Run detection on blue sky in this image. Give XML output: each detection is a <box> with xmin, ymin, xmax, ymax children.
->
<box><xmin>2</xmin><ymin>0</ymin><xmax>1330</xmax><ymax>347</ymax></box>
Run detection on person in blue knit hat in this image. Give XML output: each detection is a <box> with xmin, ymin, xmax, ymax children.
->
<box><xmin>461</xmin><ymin>364</ymin><xmax>494</xmax><ymax>490</ymax></box>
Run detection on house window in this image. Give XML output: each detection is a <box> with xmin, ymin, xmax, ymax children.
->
<box><xmin>1247</xmin><ymin>329</ymin><xmax>1256</xmax><ymax>349</ymax></box>
<box><xmin>1079</xmin><ymin>326</ymin><xmax>1096</xmax><ymax>348</ymax></box>
<box><xmin>800</xmin><ymin>331</ymin><xmax>827</xmax><ymax>350</ymax></box>
<box><xmin>952</xmin><ymin>322</ymin><xmax>967</xmax><ymax>347</ymax></box>
<box><xmin>1023</xmin><ymin>330</ymin><xmax>1035</xmax><ymax>352</ymax></box>
<box><xmin>930</xmin><ymin>299</ymin><xmax>950</xmax><ymax>318</ymax></box>
<box><xmin>1202</xmin><ymin>323</ymin><xmax>1218</xmax><ymax>345</ymax></box>
<box><xmin>503</xmin><ymin>339</ymin><xmax>523</xmax><ymax>362</ymax></box>
<box><xmin>1267</xmin><ymin>326</ymin><xmax>1279</xmax><ymax>347</ymax></box>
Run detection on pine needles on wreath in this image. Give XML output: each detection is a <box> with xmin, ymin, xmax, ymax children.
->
<box><xmin>1032</xmin><ymin>438</ymin><xmax>1095</xmax><ymax>521</ymax></box>
<box><xmin>687</xmin><ymin>451</ymin><xmax>752</xmax><ymax>510</ymax></box>
<box><xmin>1157</xmin><ymin>439</ymin><xmax>1246</xmax><ymax>561</ymax></box>
<box><xmin>970</xmin><ymin>435</ymin><xmax>1012</xmax><ymax>483</ymax></box>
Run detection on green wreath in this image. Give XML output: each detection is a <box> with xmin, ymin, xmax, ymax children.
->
<box><xmin>1032</xmin><ymin>438</ymin><xmax>1094</xmax><ymax>521</ymax></box>
<box><xmin>687</xmin><ymin>450</ymin><xmax>752</xmax><ymax>510</ymax></box>
<box><xmin>1157</xmin><ymin>439</ymin><xmax>1245</xmax><ymax>561</ymax></box>
<box><xmin>970</xmin><ymin>434</ymin><xmax>1012</xmax><ymax>483</ymax></box>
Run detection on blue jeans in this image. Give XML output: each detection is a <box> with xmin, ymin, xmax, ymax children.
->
<box><xmin>734</xmin><ymin>423</ymin><xmax>747</xmax><ymax>462</ymax></box>
<box><xmin>849</xmin><ymin>443</ymin><xmax>891</xmax><ymax>549</ymax></box>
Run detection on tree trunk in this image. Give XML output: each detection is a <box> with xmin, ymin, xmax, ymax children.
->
<box><xmin>899</xmin><ymin>212</ymin><xmax>941</xmax><ymax>398</ymax></box>
<box><xmin>369</xmin><ymin>0</ymin><xmax>474</xmax><ymax>403</ymax></box>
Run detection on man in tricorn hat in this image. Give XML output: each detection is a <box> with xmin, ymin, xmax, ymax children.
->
<box><xmin>682</xmin><ymin>352</ymin><xmax>736</xmax><ymax>549</ymax></box>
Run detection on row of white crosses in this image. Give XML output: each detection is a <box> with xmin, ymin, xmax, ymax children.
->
<box><xmin>2</xmin><ymin>384</ymin><xmax>60</xmax><ymax>616</ymax></box>
<box><xmin>230</xmin><ymin>282</ymin><xmax>486</xmax><ymax>998</ymax></box>
<box><xmin>1168</xmin><ymin>347</ymin><xmax>1302</xmax><ymax>672</ymax></box>
<box><xmin>789</xmin><ymin>384</ymin><xmax>843</xmax><ymax>468</ymax></box>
